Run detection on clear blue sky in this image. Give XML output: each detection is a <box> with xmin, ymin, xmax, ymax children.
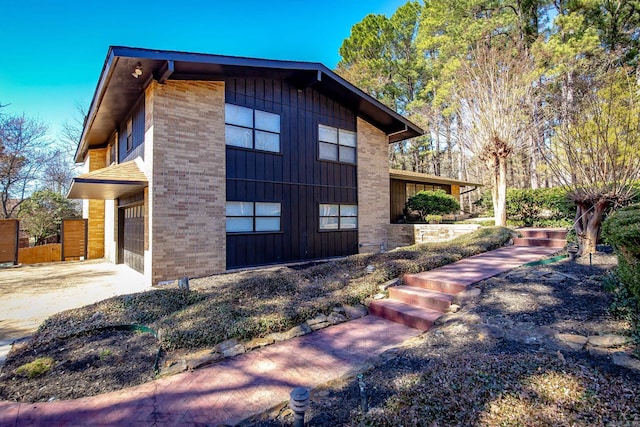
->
<box><xmin>1</xmin><ymin>0</ymin><xmax>407</xmax><ymax>143</ymax></box>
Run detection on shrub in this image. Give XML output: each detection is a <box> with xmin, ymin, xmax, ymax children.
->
<box><xmin>602</xmin><ymin>204</ymin><xmax>640</xmax><ymax>301</ymax></box>
<box><xmin>406</xmin><ymin>190</ymin><xmax>460</xmax><ymax>220</ymax></box>
<box><xmin>15</xmin><ymin>357</ymin><xmax>55</xmax><ymax>378</ymax></box>
<box><xmin>506</xmin><ymin>187</ymin><xmax>574</xmax><ymax>227</ymax></box>
<box><xmin>425</xmin><ymin>214</ymin><xmax>442</xmax><ymax>224</ymax></box>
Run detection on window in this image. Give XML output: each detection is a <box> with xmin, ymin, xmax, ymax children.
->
<box><xmin>318</xmin><ymin>124</ymin><xmax>356</xmax><ymax>164</ymax></box>
<box><xmin>225</xmin><ymin>104</ymin><xmax>280</xmax><ymax>153</ymax></box>
<box><xmin>109</xmin><ymin>142</ymin><xmax>116</xmax><ymax>166</ymax></box>
<box><xmin>226</xmin><ymin>201</ymin><xmax>281</xmax><ymax>233</ymax></box>
<box><xmin>405</xmin><ymin>183</ymin><xmax>446</xmax><ymax>202</ymax></box>
<box><xmin>126</xmin><ymin>119</ymin><xmax>133</xmax><ymax>152</ymax></box>
<box><xmin>319</xmin><ymin>204</ymin><xmax>358</xmax><ymax>230</ymax></box>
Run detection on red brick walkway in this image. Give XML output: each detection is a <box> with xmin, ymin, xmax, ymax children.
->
<box><xmin>0</xmin><ymin>316</ymin><xmax>421</xmax><ymax>426</ymax></box>
<box><xmin>405</xmin><ymin>245</ymin><xmax>561</xmax><ymax>288</ymax></box>
<box><xmin>0</xmin><ymin>245</ymin><xmax>560</xmax><ymax>426</ymax></box>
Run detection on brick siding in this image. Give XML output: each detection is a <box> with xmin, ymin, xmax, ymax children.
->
<box><xmin>356</xmin><ymin>118</ymin><xmax>389</xmax><ymax>253</ymax></box>
<box><xmin>147</xmin><ymin>81</ymin><xmax>226</xmax><ymax>284</ymax></box>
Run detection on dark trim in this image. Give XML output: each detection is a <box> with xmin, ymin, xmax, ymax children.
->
<box><xmin>226</xmin><ymin>231</ymin><xmax>285</xmax><ymax>236</ymax></box>
<box><xmin>226</xmin><ymin>145</ymin><xmax>283</xmax><ymax>156</ymax></box>
<box><xmin>75</xmin><ymin>52</ymin><xmax>119</xmax><ymax>162</ymax></box>
<box><xmin>460</xmin><ymin>186</ymin><xmax>479</xmax><ymax>195</ymax></box>
<box><xmin>13</xmin><ymin>219</ymin><xmax>19</xmax><ymax>265</ymax></box>
<box><xmin>76</xmin><ymin>46</ymin><xmax>424</xmax><ymax>161</ymax></box>
<box><xmin>156</xmin><ymin>60</ymin><xmax>174</xmax><ymax>84</ymax></box>
<box><xmin>228</xmin><ymin>177</ymin><xmax>356</xmax><ymax>191</ymax></box>
<box><xmin>73</xmin><ymin>178</ymin><xmax>147</xmax><ymax>186</ymax></box>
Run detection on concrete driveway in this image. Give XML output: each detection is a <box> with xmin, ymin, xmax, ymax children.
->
<box><xmin>0</xmin><ymin>260</ymin><xmax>151</xmax><ymax>365</ymax></box>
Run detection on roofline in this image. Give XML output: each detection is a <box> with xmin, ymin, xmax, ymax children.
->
<box><xmin>389</xmin><ymin>169</ymin><xmax>483</xmax><ymax>187</ymax></box>
<box><xmin>75</xmin><ymin>46</ymin><xmax>424</xmax><ymax>162</ymax></box>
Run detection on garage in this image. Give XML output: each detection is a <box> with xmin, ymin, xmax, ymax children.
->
<box><xmin>120</xmin><ymin>203</ymin><xmax>144</xmax><ymax>274</ymax></box>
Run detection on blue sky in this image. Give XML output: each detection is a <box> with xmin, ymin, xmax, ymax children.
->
<box><xmin>1</xmin><ymin>0</ymin><xmax>407</xmax><ymax>144</ymax></box>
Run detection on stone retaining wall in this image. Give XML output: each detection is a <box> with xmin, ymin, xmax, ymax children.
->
<box><xmin>387</xmin><ymin>224</ymin><xmax>481</xmax><ymax>250</ymax></box>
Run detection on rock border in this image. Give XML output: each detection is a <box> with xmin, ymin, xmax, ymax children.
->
<box><xmin>160</xmin><ymin>304</ymin><xmax>369</xmax><ymax>375</ymax></box>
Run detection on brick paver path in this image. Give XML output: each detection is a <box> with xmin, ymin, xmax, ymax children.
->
<box><xmin>406</xmin><ymin>245</ymin><xmax>561</xmax><ymax>287</ymax></box>
<box><xmin>0</xmin><ymin>245</ymin><xmax>560</xmax><ymax>426</ymax></box>
<box><xmin>0</xmin><ymin>316</ymin><xmax>421</xmax><ymax>426</ymax></box>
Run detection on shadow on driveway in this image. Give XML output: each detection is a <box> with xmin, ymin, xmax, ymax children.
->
<box><xmin>0</xmin><ymin>260</ymin><xmax>151</xmax><ymax>365</ymax></box>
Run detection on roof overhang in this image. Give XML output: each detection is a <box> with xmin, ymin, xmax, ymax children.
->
<box><xmin>75</xmin><ymin>46</ymin><xmax>424</xmax><ymax>162</ymax></box>
<box><xmin>390</xmin><ymin>169</ymin><xmax>483</xmax><ymax>187</ymax></box>
<box><xmin>67</xmin><ymin>158</ymin><xmax>148</xmax><ymax>199</ymax></box>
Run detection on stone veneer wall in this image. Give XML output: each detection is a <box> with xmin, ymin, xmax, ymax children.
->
<box><xmin>148</xmin><ymin>80</ymin><xmax>226</xmax><ymax>284</ymax></box>
<box><xmin>386</xmin><ymin>223</ymin><xmax>481</xmax><ymax>250</ymax></box>
<box><xmin>356</xmin><ymin>118</ymin><xmax>389</xmax><ymax>253</ymax></box>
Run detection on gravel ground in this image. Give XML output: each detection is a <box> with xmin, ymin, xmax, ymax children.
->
<box><xmin>246</xmin><ymin>252</ymin><xmax>640</xmax><ymax>426</ymax></box>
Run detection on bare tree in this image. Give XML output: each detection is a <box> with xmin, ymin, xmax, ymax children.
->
<box><xmin>545</xmin><ymin>64</ymin><xmax>640</xmax><ymax>254</ymax></box>
<box><xmin>454</xmin><ymin>41</ymin><xmax>537</xmax><ymax>226</ymax></box>
<box><xmin>42</xmin><ymin>102</ymin><xmax>86</xmax><ymax>195</ymax></box>
<box><xmin>0</xmin><ymin>113</ymin><xmax>49</xmax><ymax>218</ymax></box>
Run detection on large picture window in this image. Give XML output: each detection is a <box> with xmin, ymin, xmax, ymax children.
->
<box><xmin>225</xmin><ymin>104</ymin><xmax>280</xmax><ymax>153</ymax></box>
<box><xmin>318</xmin><ymin>124</ymin><xmax>356</xmax><ymax>164</ymax></box>
<box><xmin>319</xmin><ymin>204</ymin><xmax>358</xmax><ymax>230</ymax></box>
<box><xmin>226</xmin><ymin>201</ymin><xmax>281</xmax><ymax>233</ymax></box>
<box><xmin>405</xmin><ymin>183</ymin><xmax>446</xmax><ymax>202</ymax></box>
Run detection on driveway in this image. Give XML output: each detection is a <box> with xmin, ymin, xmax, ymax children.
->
<box><xmin>0</xmin><ymin>260</ymin><xmax>151</xmax><ymax>365</ymax></box>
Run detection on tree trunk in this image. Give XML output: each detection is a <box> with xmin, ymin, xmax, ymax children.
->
<box><xmin>495</xmin><ymin>156</ymin><xmax>508</xmax><ymax>226</ymax></box>
<box><xmin>574</xmin><ymin>199</ymin><xmax>608</xmax><ymax>255</ymax></box>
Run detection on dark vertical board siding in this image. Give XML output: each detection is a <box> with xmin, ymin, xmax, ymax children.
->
<box><xmin>225</xmin><ymin>77</ymin><xmax>358</xmax><ymax>269</ymax></box>
<box><xmin>118</xmin><ymin>96</ymin><xmax>145</xmax><ymax>163</ymax></box>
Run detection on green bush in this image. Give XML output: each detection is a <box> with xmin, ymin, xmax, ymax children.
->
<box><xmin>15</xmin><ymin>357</ymin><xmax>55</xmax><ymax>378</ymax></box>
<box><xmin>505</xmin><ymin>187</ymin><xmax>574</xmax><ymax>227</ymax></box>
<box><xmin>406</xmin><ymin>190</ymin><xmax>460</xmax><ymax>220</ymax></box>
<box><xmin>425</xmin><ymin>214</ymin><xmax>442</xmax><ymax>223</ymax></box>
<box><xmin>602</xmin><ymin>204</ymin><xmax>640</xmax><ymax>301</ymax></box>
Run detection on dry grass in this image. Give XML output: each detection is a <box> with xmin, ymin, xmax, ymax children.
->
<box><xmin>34</xmin><ymin>227</ymin><xmax>511</xmax><ymax>351</ymax></box>
<box><xmin>354</xmin><ymin>352</ymin><xmax>640</xmax><ymax>426</ymax></box>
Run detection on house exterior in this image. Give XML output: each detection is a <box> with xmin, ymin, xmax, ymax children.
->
<box><xmin>68</xmin><ymin>46</ymin><xmax>422</xmax><ymax>285</ymax></box>
<box><xmin>389</xmin><ymin>169</ymin><xmax>482</xmax><ymax>223</ymax></box>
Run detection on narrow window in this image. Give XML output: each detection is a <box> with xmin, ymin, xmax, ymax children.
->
<box><xmin>318</xmin><ymin>124</ymin><xmax>356</xmax><ymax>164</ymax></box>
<box><xmin>226</xmin><ymin>201</ymin><xmax>281</xmax><ymax>233</ymax></box>
<box><xmin>126</xmin><ymin>119</ymin><xmax>133</xmax><ymax>152</ymax></box>
<box><xmin>225</xmin><ymin>104</ymin><xmax>280</xmax><ymax>153</ymax></box>
<box><xmin>319</xmin><ymin>204</ymin><xmax>358</xmax><ymax>231</ymax></box>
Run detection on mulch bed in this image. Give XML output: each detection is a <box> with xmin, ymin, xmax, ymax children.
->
<box><xmin>0</xmin><ymin>329</ymin><xmax>157</xmax><ymax>402</ymax></box>
<box><xmin>247</xmin><ymin>252</ymin><xmax>640</xmax><ymax>426</ymax></box>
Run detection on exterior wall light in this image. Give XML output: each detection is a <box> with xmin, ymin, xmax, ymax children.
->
<box><xmin>132</xmin><ymin>63</ymin><xmax>143</xmax><ymax>78</ymax></box>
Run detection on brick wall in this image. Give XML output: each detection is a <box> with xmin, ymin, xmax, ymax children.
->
<box><xmin>86</xmin><ymin>148</ymin><xmax>106</xmax><ymax>259</ymax></box>
<box><xmin>148</xmin><ymin>80</ymin><xmax>226</xmax><ymax>284</ymax></box>
<box><xmin>356</xmin><ymin>118</ymin><xmax>389</xmax><ymax>253</ymax></box>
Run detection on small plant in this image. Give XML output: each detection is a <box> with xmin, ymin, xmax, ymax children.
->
<box><xmin>99</xmin><ymin>349</ymin><xmax>113</xmax><ymax>360</ymax></box>
<box><xmin>426</xmin><ymin>214</ymin><xmax>442</xmax><ymax>224</ymax></box>
<box><xmin>15</xmin><ymin>357</ymin><xmax>55</xmax><ymax>378</ymax></box>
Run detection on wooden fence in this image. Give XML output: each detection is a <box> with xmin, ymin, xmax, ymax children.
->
<box><xmin>18</xmin><ymin>244</ymin><xmax>62</xmax><ymax>264</ymax></box>
<box><xmin>0</xmin><ymin>219</ymin><xmax>19</xmax><ymax>265</ymax></box>
<box><xmin>1</xmin><ymin>218</ymin><xmax>87</xmax><ymax>265</ymax></box>
<box><xmin>61</xmin><ymin>218</ymin><xmax>88</xmax><ymax>261</ymax></box>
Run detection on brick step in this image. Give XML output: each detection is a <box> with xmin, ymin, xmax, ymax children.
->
<box><xmin>517</xmin><ymin>228</ymin><xmax>568</xmax><ymax>240</ymax></box>
<box><xmin>369</xmin><ymin>300</ymin><xmax>444</xmax><ymax>331</ymax></box>
<box><xmin>513</xmin><ymin>237</ymin><xmax>566</xmax><ymax>248</ymax></box>
<box><xmin>402</xmin><ymin>275</ymin><xmax>467</xmax><ymax>294</ymax></box>
<box><xmin>389</xmin><ymin>286</ymin><xmax>454</xmax><ymax>312</ymax></box>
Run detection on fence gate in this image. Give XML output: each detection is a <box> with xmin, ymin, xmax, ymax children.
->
<box><xmin>61</xmin><ymin>218</ymin><xmax>88</xmax><ymax>261</ymax></box>
<box><xmin>0</xmin><ymin>219</ymin><xmax>19</xmax><ymax>265</ymax></box>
